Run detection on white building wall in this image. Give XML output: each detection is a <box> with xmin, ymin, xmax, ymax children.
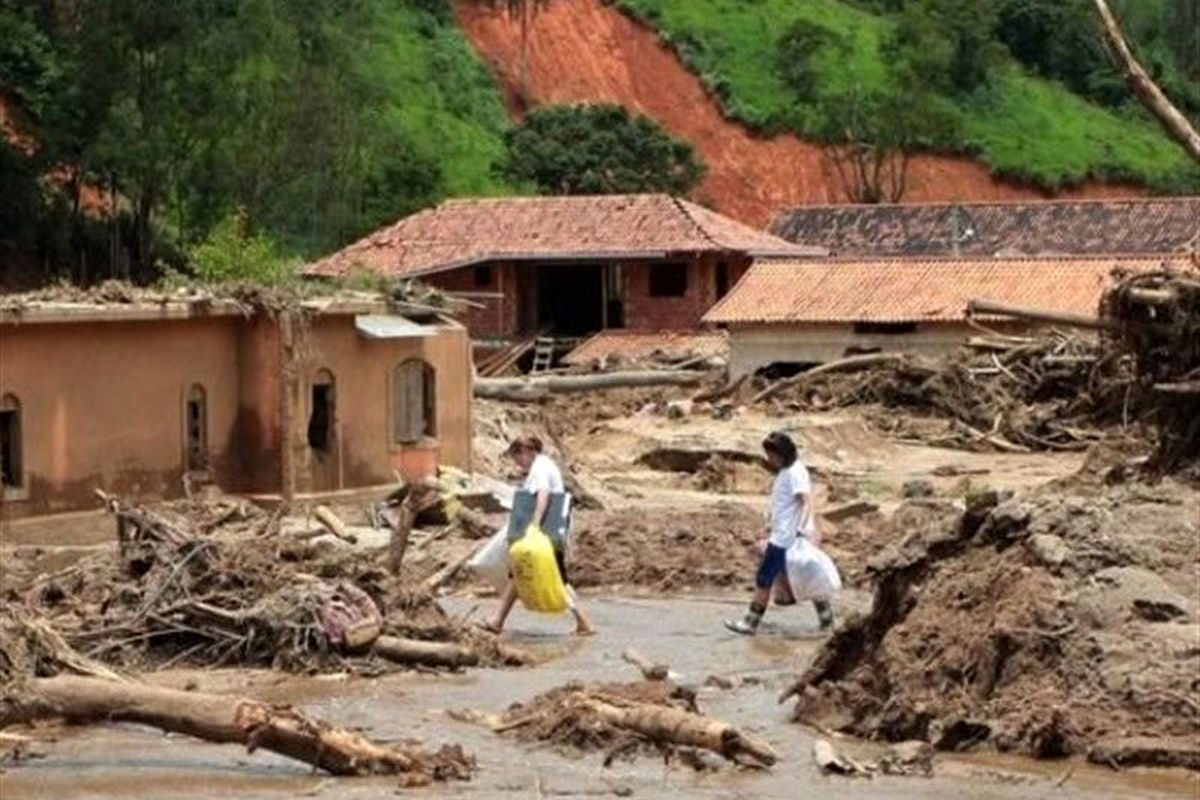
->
<box><xmin>726</xmin><ymin>322</ymin><xmax>1002</xmax><ymax>377</ymax></box>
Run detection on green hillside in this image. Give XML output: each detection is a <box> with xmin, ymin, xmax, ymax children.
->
<box><xmin>610</xmin><ymin>0</ymin><xmax>1200</xmax><ymax>192</ymax></box>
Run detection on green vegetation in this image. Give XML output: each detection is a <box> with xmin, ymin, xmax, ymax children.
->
<box><xmin>0</xmin><ymin>0</ymin><xmax>515</xmax><ymax>285</ymax></box>
<box><xmin>497</xmin><ymin>103</ymin><xmax>706</xmax><ymax>195</ymax></box>
<box><xmin>610</xmin><ymin>0</ymin><xmax>1199</xmax><ymax>192</ymax></box>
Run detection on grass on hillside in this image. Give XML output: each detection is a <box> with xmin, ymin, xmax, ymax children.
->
<box><xmin>364</xmin><ymin>3</ymin><xmax>515</xmax><ymax>198</ymax></box>
<box><xmin>609</xmin><ymin>0</ymin><xmax>1198</xmax><ymax>192</ymax></box>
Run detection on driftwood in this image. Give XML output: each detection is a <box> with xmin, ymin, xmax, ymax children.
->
<box><xmin>1092</xmin><ymin>0</ymin><xmax>1200</xmax><ymax>164</ymax></box>
<box><xmin>313</xmin><ymin>505</ymin><xmax>358</xmax><ymax>545</ymax></box>
<box><xmin>374</xmin><ymin>635</ymin><xmax>479</xmax><ymax>668</ymax></box>
<box><xmin>967</xmin><ymin>298</ymin><xmax>1111</xmax><ymax>330</ymax></box>
<box><xmin>622</xmin><ymin>648</ymin><xmax>669</xmax><ymax>681</ymax></box>
<box><xmin>0</xmin><ymin>675</ymin><xmax>472</xmax><ymax>779</ymax></box>
<box><xmin>581</xmin><ymin>698</ymin><xmax>777</xmax><ymax>767</ymax></box>
<box><xmin>475</xmin><ymin>370</ymin><xmax>705</xmax><ymax>400</ymax></box>
<box><xmin>692</xmin><ymin>374</ymin><xmax>746</xmax><ymax>404</ymax></box>
<box><xmin>753</xmin><ymin>352</ymin><xmax>904</xmax><ymax>403</ymax></box>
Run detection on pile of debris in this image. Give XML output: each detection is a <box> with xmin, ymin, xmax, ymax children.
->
<box><xmin>455</xmin><ymin>665</ymin><xmax>776</xmax><ymax>770</ymax></box>
<box><xmin>6</xmin><ymin>492</ymin><xmax>523</xmax><ymax>674</ymax></box>
<box><xmin>782</xmin><ymin>466</ymin><xmax>1200</xmax><ymax>769</ymax></box>
<box><xmin>1104</xmin><ymin>268</ymin><xmax>1200</xmax><ymax>474</ymax></box>
<box><xmin>755</xmin><ymin>266</ymin><xmax>1200</xmax><ymax>477</ymax></box>
<box><xmin>760</xmin><ymin>333</ymin><xmax>1133</xmax><ymax>454</ymax></box>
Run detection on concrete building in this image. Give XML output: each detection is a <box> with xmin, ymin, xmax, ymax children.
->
<box><xmin>705</xmin><ymin>255</ymin><xmax>1189</xmax><ymax>377</ymax></box>
<box><xmin>305</xmin><ymin>194</ymin><xmax>820</xmax><ymax>356</ymax></box>
<box><xmin>0</xmin><ymin>291</ymin><xmax>471</xmax><ymax>519</ymax></box>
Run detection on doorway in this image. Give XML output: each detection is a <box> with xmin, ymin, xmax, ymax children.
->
<box><xmin>520</xmin><ymin>263</ymin><xmax>624</xmax><ymax>336</ymax></box>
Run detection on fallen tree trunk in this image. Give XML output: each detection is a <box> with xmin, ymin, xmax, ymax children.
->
<box><xmin>967</xmin><ymin>299</ymin><xmax>1112</xmax><ymax>331</ymax></box>
<box><xmin>581</xmin><ymin>698</ymin><xmax>777</xmax><ymax>767</ymax></box>
<box><xmin>1092</xmin><ymin>0</ymin><xmax>1200</xmax><ymax>164</ymax></box>
<box><xmin>374</xmin><ymin>635</ymin><xmax>479</xmax><ymax>668</ymax></box>
<box><xmin>0</xmin><ymin>675</ymin><xmax>471</xmax><ymax>779</ymax></box>
<box><xmin>475</xmin><ymin>370</ymin><xmax>705</xmax><ymax>399</ymax></box>
<box><xmin>753</xmin><ymin>352</ymin><xmax>905</xmax><ymax>403</ymax></box>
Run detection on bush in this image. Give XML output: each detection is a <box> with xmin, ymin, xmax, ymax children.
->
<box><xmin>496</xmin><ymin>103</ymin><xmax>706</xmax><ymax>195</ymax></box>
<box><xmin>776</xmin><ymin>19</ymin><xmax>848</xmax><ymax>101</ymax></box>
<box><xmin>187</xmin><ymin>210</ymin><xmax>292</xmax><ymax>285</ymax></box>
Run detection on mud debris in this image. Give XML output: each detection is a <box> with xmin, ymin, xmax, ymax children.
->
<box><xmin>783</xmin><ymin>474</ymin><xmax>1200</xmax><ymax>768</ymax></box>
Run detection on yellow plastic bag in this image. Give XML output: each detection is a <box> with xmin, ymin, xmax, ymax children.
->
<box><xmin>508</xmin><ymin>525</ymin><xmax>569</xmax><ymax>614</ymax></box>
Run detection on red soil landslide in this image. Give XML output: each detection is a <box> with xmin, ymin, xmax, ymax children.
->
<box><xmin>453</xmin><ymin>0</ymin><xmax>1142</xmax><ymax>227</ymax></box>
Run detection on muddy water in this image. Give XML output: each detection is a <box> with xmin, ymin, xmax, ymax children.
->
<box><xmin>3</xmin><ymin>594</ymin><xmax>1196</xmax><ymax>800</ymax></box>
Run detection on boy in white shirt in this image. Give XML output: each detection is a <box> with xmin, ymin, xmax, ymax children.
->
<box><xmin>725</xmin><ymin>431</ymin><xmax>833</xmax><ymax>635</ymax></box>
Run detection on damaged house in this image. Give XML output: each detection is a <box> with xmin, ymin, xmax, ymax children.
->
<box><xmin>705</xmin><ymin>254</ymin><xmax>1190</xmax><ymax>377</ymax></box>
<box><xmin>305</xmin><ymin>194</ymin><xmax>820</xmax><ymax>364</ymax></box>
<box><xmin>0</xmin><ymin>291</ymin><xmax>470</xmax><ymax>519</ymax></box>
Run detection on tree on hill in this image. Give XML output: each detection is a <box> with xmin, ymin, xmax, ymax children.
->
<box><xmin>496</xmin><ymin>103</ymin><xmax>706</xmax><ymax>195</ymax></box>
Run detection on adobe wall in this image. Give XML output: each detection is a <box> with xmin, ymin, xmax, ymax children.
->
<box><xmin>0</xmin><ymin>316</ymin><xmax>245</xmax><ymax>517</ymax></box>
<box><xmin>294</xmin><ymin>315</ymin><xmax>472</xmax><ymax>490</ymax></box>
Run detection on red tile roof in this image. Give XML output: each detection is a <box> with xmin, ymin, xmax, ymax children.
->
<box><xmin>703</xmin><ymin>255</ymin><xmax>1193</xmax><ymax>325</ymax></box>
<box><xmin>563</xmin><ymin>329</ymin><xmax>728</xmax><ymax>365</ymax></box>
<box><xmin>769</xmin><ymin>198</ymin><xmax>1200</xmax><ymax>257</ymax></box>
<box><xmin>307</xmin><ymin>194</ymin><xmax>822</xmax><ymax>278</ymax></box>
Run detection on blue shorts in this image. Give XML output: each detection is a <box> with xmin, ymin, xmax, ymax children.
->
<box><xmin>755</xmin><ymin>543</ymin><xmax>788</xmax><ymax>590</ymax></box>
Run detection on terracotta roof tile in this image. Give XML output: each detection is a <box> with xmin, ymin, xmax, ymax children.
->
<box><xmin>307</xmin><ymin>194</ymin><xmax>822</xmax><ymax>278</ymax></box>
<box><xmin>703</xmin><ymin>255</ymin><xmax>1192</xmax><ymax>325</ymax></box>
<box><xmin>563</xmin><ymin>329</ymin><xmax>728</xmax><ymax>365</ymax></box>
<box><xmin>769</xmin><ymin>198</ymin><xmax>1200</xmax><ymax>257</ymax></box>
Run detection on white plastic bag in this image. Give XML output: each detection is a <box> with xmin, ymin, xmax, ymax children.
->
<box><xmin>468</xmin><ymin>523</ymin><xmax>511</xmax><ymax>592</ymax></box>
<box><xmin>785</xmin><ymin>537</ymin><xmax>842</xmax><ymax>602</ymax></box>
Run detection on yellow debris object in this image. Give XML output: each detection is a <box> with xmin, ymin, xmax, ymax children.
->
<box><xmin>508</xmin><ymin>525</ymin><xmax>568</xmax><ymax>614</ymax></box>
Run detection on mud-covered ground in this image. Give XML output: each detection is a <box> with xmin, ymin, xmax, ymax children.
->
<box><xmin>1</xmin><ymin>389</ymin><xmax>1196</xmax><ymax>796</ymax></box>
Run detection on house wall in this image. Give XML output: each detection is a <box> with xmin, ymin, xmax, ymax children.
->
<box><xmin>0</xmin><ymin>316</ymin><xmax>245</xmax><ymax>517</ymax></box>
<box><xmin>0</xmin><ymin>313</ymin><xmax>472</xmax><ymax>520</ymax></box>
<box><xmin>431</xmin><ymin>253</ymin><xmax>752</xmax><ymax>341</ymax></box>
<box><xmin>725</xmin><ymin>321</ymin><xmax>1033</xmax><ymax>377</ymax></box>
<box><xmin>293</xmin><ymin>315</ymin><xmax>472</xmax><ymax>492</ymax></box>
<box><xmin>429</xmin><ymin>264</ymin><xmax>517</xmax><ymax>340</ymax></box>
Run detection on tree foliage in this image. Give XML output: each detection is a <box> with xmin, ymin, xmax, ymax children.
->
<box><xmin>775</xmin><ymin>20</ymin><xmax>849</xmax><ymax>102</ymax></box>
<box><xmin>0</xmin><ymin>0</ymin><xmax>510</xmax><ymax>285</ymax></box>
<box><xmin>496</xmin><ymin>104</ymin><xmax>706</xmax><ymax>195</ymax></box>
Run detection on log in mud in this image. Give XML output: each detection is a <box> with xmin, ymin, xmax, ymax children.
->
<box><xmin>0</xmin><ymin>675</ymin><xmax>473</xmax><ymax>780</ymax></box>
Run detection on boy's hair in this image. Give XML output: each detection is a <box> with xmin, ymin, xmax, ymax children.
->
<box><xmin>507</xmin><ymin>434</ymin><xmax>544</xmax><ymax>455</ymax></box>
<box><xmin>762</xmin><ymin>431</ymin><xmax>797</xmax><ymax>467</ymax></box>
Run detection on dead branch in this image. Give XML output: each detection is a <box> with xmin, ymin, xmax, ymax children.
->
<box><xmin>621</xmin><ymin>648</ymin><xmax>669</xmax><ymax>681</ymax></box>
<box><xmin>581</xmin><ymin>698</ymin><xmax>777</xmax><ymax>767</ymax></box>
<box><xmin>753</xmin><ymin>353</ymin><xmax>905</xmax><ymax>403</ymax></box>
<box><xmin>313</xmin><ymin>505</ymin><xmax>358</xmax><ymax>545</ymax></box>
<box><xmin>374</xmin><ymin>635</ymin><xmax>479</xmax><ymax>668</ymax></box>
<box><xmin>967</xmin><ymin>298</ymin><xmax>1112</xmax><ymax>330</ymax></box>
<box><xmin>1092</xmin><ymin>0</ymin><xmax>1200</xmax><ymax>164</ymax></box>
<box><xmin>0</xmin><ymin>675</ymin><xmax>472</xmax><ymax>780</ymax></box>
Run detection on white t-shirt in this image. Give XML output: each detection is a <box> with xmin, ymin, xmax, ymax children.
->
<box><xmin>523</xmin><ymin>453</ymin><xmax>565</xmax><ymax>494</ymax></box>
<box><xmin>768</xmin><ymin>461</ymin><xmax>815</xmax><ymax>548</ymax></box>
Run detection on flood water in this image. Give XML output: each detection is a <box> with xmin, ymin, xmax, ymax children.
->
<box><xmin>3</xmin><ymin>593</ymin><xmax>1196</xmax><ymax>799</ymax></box>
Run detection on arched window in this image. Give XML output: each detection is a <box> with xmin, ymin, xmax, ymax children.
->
<box><xmin>185</xmin><ymin>385</ymin><xmax>208</xmax><ymax>471</ymax></box>
<box><xmin>0</xmin><ymin>394</ymin><xmax>22</xmax><ymax>491</ymax></box>
<box><xmin>392</xmin><ymin>360</ymin><xmax>436</xmax><ymax>444</ymax></box>
<box><xmin>308</xmin><ymin>369</ymin><xmax>336</xmax><ymax>452</ymax></box>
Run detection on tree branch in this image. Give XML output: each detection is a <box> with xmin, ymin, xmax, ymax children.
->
<box><xmin>1092</xmin><ymin>0</ymin><xmax>1200</xmax><ymax>164</ymax></box>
